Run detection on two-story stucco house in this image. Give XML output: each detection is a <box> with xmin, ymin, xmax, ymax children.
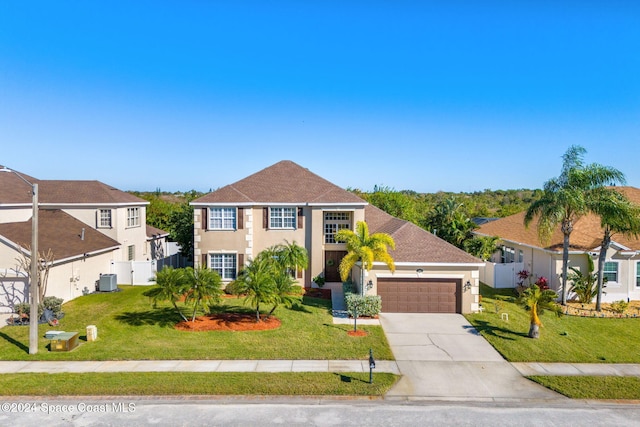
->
<box><xmin>192</xmin><ymin>161</ymin><xmax>484</xmax><ymax>314</ymax></box>
<box><xmin>0</xmin><ymin>166</ymin><xmax>167</xmax><ymax>314</ymax></box>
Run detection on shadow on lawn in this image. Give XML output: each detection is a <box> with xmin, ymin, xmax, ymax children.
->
<box><xmin>0</xmin><ymin>331</ymin><xmax>28</xmax><ymax>353</ymax></box>
<box><xmin>115</xmin><ymin>307</ymin><xmax>182</xmax><ymax>327</ymax></box>
<box><xmin>471</xmin><ymin>319</ymin><xmax>528</xmax><ymax>341</ymax></box>
<box><xmin>333</xmin><ymin>373</ymin><xmax>370</xmax><ymax>384</ymax></box>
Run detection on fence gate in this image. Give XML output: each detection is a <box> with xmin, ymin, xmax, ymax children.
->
<box><xmin>111</xmin><ymin>261</ymin><xmax>157</xmax><ymax>286</ymax></box>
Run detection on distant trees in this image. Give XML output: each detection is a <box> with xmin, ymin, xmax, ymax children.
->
<box><xmin>423</xmin><ymin>197</ymin><xmax>477</xmax><ymax>248</ymax></box>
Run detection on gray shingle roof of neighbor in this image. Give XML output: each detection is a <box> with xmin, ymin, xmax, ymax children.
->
<box><xmin>0</xmin><ymin>166</ymin><xmax>147</xmax><ymax>206</ymax></box>
<box><xmin>147</xmin><ymin>224</ymin><xmax>169</xmax><ymax>238</ymax></box>
<box><xmin>365</xmin><ymin>205</ymin><xmax>482</xmax><ymax>264</ymax></box>
<box><xmin>192</xmin><ymin>160</ymin><xmax>366</xmax><ymax>205</ymax></box>
<box><xmin>0</xmin><ymin>209</ymin><xmax>120</xmax><ymax>261</ymax></box>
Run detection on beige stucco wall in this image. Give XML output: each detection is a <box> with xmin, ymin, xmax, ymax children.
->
<box><xmin>45</xmin><ymin>252</ymin><xmax>115</xmax><ymax>303</ymax></box>
<box><xmin>0</xmin><ymin>207</ymin><xmax>32</xmax><ymax>224</ymax></box>
<box><xmin>62</xmin><ymin>206</ymin><xmax>148</xmax><ymax>262</ymax></box>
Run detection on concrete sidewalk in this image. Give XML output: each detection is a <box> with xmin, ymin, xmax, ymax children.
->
<box><xmin>0</xmin><ymin>360</ymin><xmax>400</xmax><ymax>374</ymax></box>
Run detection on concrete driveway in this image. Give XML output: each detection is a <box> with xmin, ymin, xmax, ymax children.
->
<box><xmin>380</xmin><ymin>313</ymin><xmax>562</xmax><ymax>401</ymax></box>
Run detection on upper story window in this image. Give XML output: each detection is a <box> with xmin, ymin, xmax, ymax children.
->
<box><xmin>603</xmin><ymin>261</ymin><xmax>619</xmax><ymax>284</ymax></box>
<box><xmin>127</xmin><ymin>207</ymin><xmax>140</xmax><ymax>228</ymax></box>
<box><xmin>324</xmin><ymin>212</ymin><xmax>351</xmax><ymax>244</ymax></box>
<box><xmin>99</xmin><ymin>209</ymin><xmax>112</xmax><ymax>228</ymax></box>
<box><xmin>209</xmin><ymin>208</ymin><xmax>236</xmax><ymax>230</ymax></box>
<box><xmin>270</xmin><ymin>207</ymin><xmax>296</xmax><ymax>229</ymax></box>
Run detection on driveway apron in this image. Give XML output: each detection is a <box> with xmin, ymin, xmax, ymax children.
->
<box><xmin>380</xmin><ymin>313</ymin><xmax>561</xmax><ymax>401</ymax></box>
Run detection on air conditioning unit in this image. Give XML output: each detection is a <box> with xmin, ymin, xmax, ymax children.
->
<box><xmin>99</xmin><ymin>274</ymin><xmax>118</xmax><ymax>292</ymax></box>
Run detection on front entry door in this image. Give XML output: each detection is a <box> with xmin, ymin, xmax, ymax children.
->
<box><xmin>324</xmin><ymin>251</ymin><xmax>347</xmax><ymax>282</ymax></box>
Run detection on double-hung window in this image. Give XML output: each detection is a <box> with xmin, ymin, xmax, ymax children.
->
<box><xmin>209</xmin><ymin>208</ymin><xmax>236</xmax><ymax>230</ymax></box>
<box><xmin>210</xmin><ymin>253</ymin><xmax>237</xmax><ymax>280</ymax></box>
<box><xmin>603</xmin><ymin>261</ymin><xmax>619</xmax><ymax>284</ymax></box>
<box><xmin>99</xmin><ymin>209</ymin><xmax>112</xmax><ymax>228</ymax></box>
<box><xmin>636</xmin><ymin>262</ymin><xmax>640</xmax><ymax>287</ymax></box>
<box><xmin>127</xmin><ymin>207</ymin><xmax>140</xmax><ymax>227</ymax></box>
<box><xmin>270</xmin><ymin>207</ymin><xmax>296</xmax><ymax>229</ymax></box>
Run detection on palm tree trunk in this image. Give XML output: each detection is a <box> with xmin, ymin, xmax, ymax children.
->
<box><xmin>528</xmin><ymin>323</ymin><xmax>540</xmax><ymax>339</ymax></box>
<box><xmin>596</xmin><ymin>230</ymin><xmax>611</xmax><ymax>312</ymax></box>
<box><xmin>256</xmin><ymin>302</ymin><xmax>261</xmax><ymax>322</ymax></box>
<box><xmin>172</xmin><ymin>302</ymin><xmax>189</xmax><ymax>322</ymax></box>
<box><xmin>561</xmin><ymin>231</ymin><xmax>570</xmax><ymax>305</ymax></box>
<box><xmin>268</xmin><ymin>303</ymin><xmax>278</xmax><ymax>316</ymax></box>
<box><xmin>192</xmin><ymin>298</ymin><xmax>199</xmax><ymax>322</ymax></box>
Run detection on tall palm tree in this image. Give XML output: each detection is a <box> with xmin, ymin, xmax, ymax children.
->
<box><xmin>145</xmin><ymin>267</ymin><xmax>189</xmax><ymax>322</ymax></box>
<box><xmin>335</xmin><ymin>221</ymin><xmax>395</xmax><ymax>295</ymax></box>
<box><xmin>524</xmin><ymin>145</ymin><xmax>625</xmax><ymax>305</ymax></box>
<box><xmin>588</xmin><ymin>188</ymin><xmax>640</xmax><ymax>311</ymax></box>
<box><xmin>183</xmin><ymin>266</ymin><xmax>223</xmax><ymax>321</ymax></box>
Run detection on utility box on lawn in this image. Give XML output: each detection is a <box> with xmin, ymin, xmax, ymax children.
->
<box><xmin>99</xmin><ymin>274</ymin><xmax>117</xmax><ymax>292</ymax></box>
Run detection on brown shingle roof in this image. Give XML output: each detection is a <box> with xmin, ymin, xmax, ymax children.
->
<box><xmin>0</xmin><ymin>209</ymin><xmax>120</xmax><ymax>260</ymax></box>
<box><xmin>365</xmin><ymin>205</ymin><xmax>482</xmax><ymax>264</ymax></box>
<box><xmin>192</xmin><ymin>161</ymin><xmax>366</xmax><ymax>205</ymax></box>
<box><xmin>476</xmin><ymin>186</ymin><xmax>640</xmax><ymax>252</ymax></box>
<box><xmin>147</xmin><ymin>224</ymin><xmax>169</xmax><ymax>238</ymax></box>
<box><xmin>0</xmin><ymin>166</ymin><xmax>146</xmax><ymax>205</ymax></box>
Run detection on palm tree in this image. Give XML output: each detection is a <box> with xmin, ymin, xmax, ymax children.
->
<box><xmin>524</xmin><ymin>145</ymin><xmax>625</xmax><ymax>305</ymax></box>
<box><xmin>567</xmin><ymin>256</ymin><xmax>599</xmax><ymax>304</ymax></box>
<box><xmin>183</xmin><ymin>266</ymin><xmax>223</xmax><ymax>321</ymax></box>
<box><xmin>145</xmin><ymin>267</ymin><xmax>189</xmax><ymax>322</ymax></box>
<box><xmin>424</xmin><ymin>197</ymin><xmax>477</xmax><ymax>248</ymax></box>
<box><xmin>588</xmin><ymin>188</ymin><xmax>640</xmax><ymax>311</ymax></box>
<box><xmin>272</xmin><ymin>240</ymin><xmax>309</xmax><ymax>277</ymax></box>
<box><xmin>335</xmin><ymin>221</ymin><xmax>395</xmax><ymax>295</ymax></box>
<box><xmin>463</xmin><ymin>235</ymin><xmax>499</xmax><ymax>261</ymax></box>
<box><xmin>517</xmin><ymin>285</ymin><xmax>561</xmax><ymax>339</ymax></box>
<box><xmin>233</xmin><ymin>256</ymin><xmax>277</xmax><ymax>322</ymax></box>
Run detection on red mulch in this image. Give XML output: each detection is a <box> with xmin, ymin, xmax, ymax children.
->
<box><xmin>174</xmin><ymin>313</ymin><xmax>281</xmax><ymax>332</ymax></box>
<box><xmin>347</xmin><ymin>330</ymin><xmax>368</xmax><ymax>337</ymax></box>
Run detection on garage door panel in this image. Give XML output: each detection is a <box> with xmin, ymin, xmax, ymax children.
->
<box><xmin>378</xmin><ymin>278</ymin><xmax>461</xmax><ymax>313</ymax></box>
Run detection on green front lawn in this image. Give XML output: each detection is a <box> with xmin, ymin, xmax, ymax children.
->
<box><xmin>529</xmin><ymin>376</ymin><xmax>640</xmax><ymax>400</ymax></box>
<box><xmin>465</xmin><ymin>285</ymin><xmax>640</xmax><ymax>363</ymax></box>
<box><xmin>0</xmin><ymin>372</ymin><xmax>399</xmax><ymax>396</ymax></box>
<box><xmin>0</xmin><ymin>286</ymin><xmax>393</xmax><ymax>361</ymax></box>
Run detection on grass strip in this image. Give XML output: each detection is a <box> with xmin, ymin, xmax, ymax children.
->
<box><xmin>529</xmin><ymin>376</ymin><xmax>640</xmax><ymax>400</ymax></box>
<box><xmin>0</xmin><ymin>372</ymin><xmax>399</xmax><ymax>396</ymax></box>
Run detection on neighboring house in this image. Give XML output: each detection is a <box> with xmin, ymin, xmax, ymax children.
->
<box><xmin>191</xmin><ymin>161</ymin><xmax>483</xmax><ymax>313</ymax></box>
<box><xmin>475</xmin><ymin>187</ymin><xmax>640</xmax><ymax>303</ymax></box>
<box><xmin>0</xmin><ymin>166</ymin><xmax>169</xmax><ymax>313</ymax></box>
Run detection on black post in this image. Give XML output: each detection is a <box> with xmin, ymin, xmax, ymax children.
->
<box><xmin>353</xmin><ymin>306</ymin><xmax>358</xmax><ymax>332</ymax></box>
<box><xmin>368</xmin><ymin>348</ymin><xmax>375</xmax><ymax>384</ymax></box>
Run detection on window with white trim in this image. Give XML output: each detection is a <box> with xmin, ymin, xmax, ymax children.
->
<box><xmin>127</xmin><ymin>245</ymin><xmax>135</xmax><ymax>261</ymax></box>
<box><xmin>99</xmin><ymin>209</ymin><xmax>112</xmax><ymax>228</ymax></box>
<box><xmin>127</xmin><ymin>207</ymin><xmax>140</xmax><ymax>227</ymax></box>
<box><xmin>209</xmin><ymin>208</ymin><xmax>236</xmax><ymax>230</ymax></box>
<box><xmin>603</xmin><ymin>261</ymin><xmax>619</xmax><ymax>284</ymax></box>
<box><xmin>270</xmin><ymin>207</ymin><xmax>296</xmax><ymax>229</ymax></box>
<box><xmin>210</xmin><ymin>253</ymin><xmax>237</xmax><ymax>280</ymax></box>
<box><xmin>501</xmin><ymin>246</ymin><xmax>515</xmax><ymax>263</ymax></box>
<box><xmin>324</xmin><ymin>212</ymin><xmax>351</xmax><ymax>244</ymax></box>
<box><xmin>636</xmin><ymin>262</ymin><xmax>640</xmax><ymax>287</ymax></box>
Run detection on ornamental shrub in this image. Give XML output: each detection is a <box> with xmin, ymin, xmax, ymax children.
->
<box><xmin>345</xmin><ymin>294</ymin><xmax>381</xmax><ymax>318</ymax></box>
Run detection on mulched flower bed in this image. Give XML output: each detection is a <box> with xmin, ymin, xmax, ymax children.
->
<box><xmin>565</xmin><ymin>301</ymin><xmax>640</xmax><ymax>318</ymax></box>
<box><xmin>347</xmin><ymin>330</ymin><xmax>368</xmax><ymax>337</ymax></box>
<box><xmin>174</xmin><ymin>313</ymin><xmax>281</xmax><ymax>332</ymax></box>
<box><xmin>303</xmin><ymin>287</ymin><xmax>332</xmax><ymax>300</ymax></box>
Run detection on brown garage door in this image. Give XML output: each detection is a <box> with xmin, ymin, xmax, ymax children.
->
<box><xmin>377</xmin><ymin>278</ymin><xmax>461</xmax><ymax>313</ymax></box>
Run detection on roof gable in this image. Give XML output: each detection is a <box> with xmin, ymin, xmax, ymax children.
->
<box><xmin>192</xmin><ymin>161</ymin><xmax>365</xmax><ymax>205</ymax></box>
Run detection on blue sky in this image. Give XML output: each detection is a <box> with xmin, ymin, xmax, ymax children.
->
<box><xmin>1</xmin><ymin>2</ymin><xmax>639</xmax><ymax>193</ymax></box>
